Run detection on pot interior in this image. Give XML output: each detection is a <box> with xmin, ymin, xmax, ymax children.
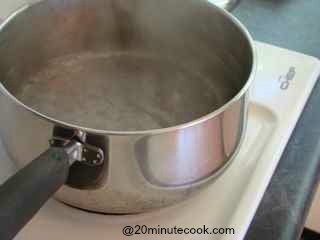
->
<box><xmin>0</xmin><ymin>0</ymin><xmax>253</xmax><ymax>131</ymax></box>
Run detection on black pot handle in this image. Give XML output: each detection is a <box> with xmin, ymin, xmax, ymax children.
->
<box><xmin>0</xmin><ymin>147</ymin><xmax>71</xmax><ymax>240</ymax></box>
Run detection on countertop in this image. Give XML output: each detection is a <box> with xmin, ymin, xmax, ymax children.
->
<box><xmin>234</xmin><ymin>0</ymin><xmax>320</xmax><ymax>240</ymax></box>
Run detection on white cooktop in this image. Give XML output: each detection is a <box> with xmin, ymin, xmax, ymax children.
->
<box><xmin>0</xmin><ymin>42</ymin><xmax>318</xmax><ymax>240</ymax></box>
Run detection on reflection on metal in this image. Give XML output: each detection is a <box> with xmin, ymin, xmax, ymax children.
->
<box><xmin>208</xmin><ymin>0</ymin><xmax>240</xmax><ymax>11</ymax></box>
<box><xmin>50</xmin><ymin>127</ymin><xmax>104</xmax><ymax>167</ymax></box>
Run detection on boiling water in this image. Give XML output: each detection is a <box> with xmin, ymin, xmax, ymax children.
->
<box><xmin>14</xmin><ymin>52</ymin><xmax>229</xmax><ymax>131</ymax></box>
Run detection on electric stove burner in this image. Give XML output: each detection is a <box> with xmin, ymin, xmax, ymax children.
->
<box><xmin>0</xmin><ymin>42</ymin><xmax>319</xmax><ymax>240</ymax></box>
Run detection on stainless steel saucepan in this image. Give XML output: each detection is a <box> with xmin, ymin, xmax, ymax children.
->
<box><xmin>0</xmin><ymin>0</ymin><xmax>254</xmax><ymax>238</ymax></box>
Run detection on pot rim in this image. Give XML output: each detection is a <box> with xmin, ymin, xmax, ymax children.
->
<box><xmin>0</xmin><ymin>1</ymin><xmax>257</xmax><ymax>136</ymax></box>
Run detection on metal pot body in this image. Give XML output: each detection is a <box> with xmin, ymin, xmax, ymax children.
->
<box><xmin>0</xmin><ymin>0</ymin><xmax>255</xmax><ymax>213</ymax></box>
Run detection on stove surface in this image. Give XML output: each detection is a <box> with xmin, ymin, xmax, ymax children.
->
<box><xmin>0</xmin><ymin>42</ymin><xmax>319</xmax><ymax>240</ymax></box>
